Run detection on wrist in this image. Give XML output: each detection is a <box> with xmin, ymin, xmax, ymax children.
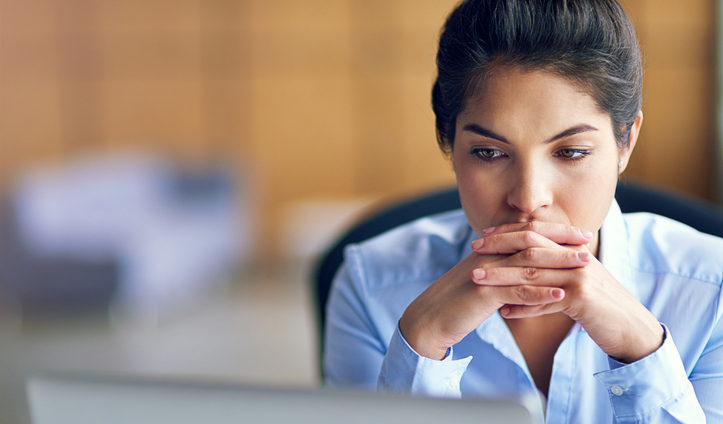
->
<box><xmin>614</xmin><ymin>322</ymin><xmax>664</xmax><ymax>364</ymax></box>
<box><xmin>399</xmin><ymin>313</ymin><xmax>449</xmax><ymax>360</ymax></box>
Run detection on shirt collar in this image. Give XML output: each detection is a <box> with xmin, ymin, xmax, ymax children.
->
<box><xmin>598</xmin><ymin>199</ymin><xmax>637</xmax><ymax>300</ymax></box>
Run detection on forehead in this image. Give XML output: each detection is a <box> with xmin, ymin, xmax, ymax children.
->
<box><xmin>459</xmin><ymin>66</ymin><xmax>609</xmax><ymax>125</ymax></box>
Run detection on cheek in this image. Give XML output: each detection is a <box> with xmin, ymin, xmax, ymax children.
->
<box><xmin>454</xmin><ymin>162</ymin><xmax>504</xmax><ymax>229</ymax></box>
<box><xmin>557</xmin><ymin>164</ymin><xmax>618</xmax><ymax>230</ymax></box>
<box><xmin>455</xmin><ymin>160</ymin><xmax>492</xmax><ymax>201</ymax></box>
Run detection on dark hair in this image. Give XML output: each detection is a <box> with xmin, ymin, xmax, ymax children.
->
<box><xmin>432</xmin><ymin>0</ymin><xmax>642</xmax><ymax>152</ymax></box>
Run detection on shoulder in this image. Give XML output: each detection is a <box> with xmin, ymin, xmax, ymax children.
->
<box><xmin>624</xmin><ymin>212</ymin><xmax>723</xmax><ymax>286</ymax></box>
<box><xmin>343</xmin><ymin>209</ymin><xmax>472</xmax><ymax>288</ymax></box>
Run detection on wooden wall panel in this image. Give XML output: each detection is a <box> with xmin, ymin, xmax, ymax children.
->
<box><xmin>102</xmin><ymin>79</ymin><xmax>206</xmax><ymax>153</ymax></box>
<box><xmin>0</xmin><ymin>82</ymin><xmax>65</xmax><ymax>181</ymax></box>
<box><xmin>249</xmin><ymin>74</ymin><xmax>357</xmax><ymax>248</ymax></box>
<box><xmin>99</xmin><ymin>33</ymin><xmax>202</xmax><ymax>80</ymax></box>
<box><xmin>244</xmin><ymin>0</ymin><xmax>351</xmax><ymax>32</ymax></box>
<box><xmin>621</xmin><ymin>0</ymin><xmax>716</xmax><ymax>200</ymax></box>
<box><xmin>98</xmin><ymin>0</ymin><xmax>202</xmax><ymax>34</ymax></box>
<box><xmin>0</xmin><ymin>0</ymin><xmax>57</xmax><ymax>38</ymax></box>
<box><xmin>249</xmin><ymin>75</ymin><xmax>356</xmax><ymax>196</ymax></box>
<box><xmin>349</xmin><ymin>0</ymin><xmax>459</xmax><ymax>199</ymax></box>
<box><xmin>351</xmin><ymin>75</ymin><xmax>407</xmax><ymax>193</ymax></box>
<box><xmin>397</xmin><ymin>75</ymin><xmax>455</xmax><ymax>192</ymax></box>
<box><xmin>0</xmin><ymin>34</ymin><xmax>58</xmax><ymax>82</ymax></box>
<box><xmin>202</xmin><ymin>79</ymin><xmax>253</xmax><ymax>151</ymax></box>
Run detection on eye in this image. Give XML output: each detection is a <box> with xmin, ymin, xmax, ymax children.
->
<box><xmin>471</xmin><ymin>148</ymin><xmax>506</xmax><ymax>161</ymax></box>
<box><xmin>555</xmin><ymin>148</ymin><xmax>590</xmax><ymax>160</ymax></box>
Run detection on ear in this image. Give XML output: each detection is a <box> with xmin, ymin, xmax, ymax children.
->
<box><xmin>618</xmin><ymin>110</ymin><xmax>643</xmax><ymax>174</ymax></box>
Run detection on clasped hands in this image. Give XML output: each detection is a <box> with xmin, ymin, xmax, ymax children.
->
<box><xmin>399</xmin><ymin>221</ymin><xmax>663</xmax><ymax>363</ymax></box>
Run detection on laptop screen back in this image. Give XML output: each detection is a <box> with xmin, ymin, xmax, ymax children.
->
<box><xmin>27</xmin><ymin>372</ymin><xmax>540</xmax><ymax>424</ymax></box>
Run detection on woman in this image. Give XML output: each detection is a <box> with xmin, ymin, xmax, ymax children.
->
<box><xmin>324</xmin><ymin>0</ymin><xmax>723</xmax><ymax>422</ymax></box>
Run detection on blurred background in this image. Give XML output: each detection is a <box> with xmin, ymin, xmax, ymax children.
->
<box><xmin>0</xmin><ymin>0</ymin><xmax>720</xmax><ymax>423</ymax></box>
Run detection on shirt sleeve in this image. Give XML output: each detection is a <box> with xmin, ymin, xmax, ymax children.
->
<box><xmin>378</xmin><ymin>325</ymin><xmax>472</xmax><ymax>398</ymax></box>
<box><xmin>593</xmin><ymin>324</ymin><xmax>707</xmax><ymax>423</ymax></box>
<box><xmin>689</xmin><ymin>286</ymin><xmax>723</xmax><ymax>423</ymax></box>
<box><xmin>323</xmin><ymin>262</ymin><xmax>386</xmax><ymax>390</ymax></box>
<box><xmin>324</xmin><ymin>256</ymin><xmax>472</xmax><ymax>396</ymax></box>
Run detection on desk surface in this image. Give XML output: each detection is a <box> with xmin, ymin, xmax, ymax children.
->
<box><xmin>1</xmin><ymin>265</ymin><xmax>316</xmax><ymax>424</ymax></box>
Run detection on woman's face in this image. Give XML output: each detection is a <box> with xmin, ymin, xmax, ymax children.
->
<box><xmin>452</xmin><ymin>67</ymin><xmax>641</xmax><ymax>254</ymax></box>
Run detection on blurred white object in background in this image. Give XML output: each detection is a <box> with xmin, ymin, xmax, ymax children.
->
<box><xmin>9</xmin><ymin>153</ymin><xmax>250</xmax><ymax>320</ymax></box>
<box><xmin>279</xmin><ymin>198</ymin><xmax>376</xmax><ymax>264</ymax></box>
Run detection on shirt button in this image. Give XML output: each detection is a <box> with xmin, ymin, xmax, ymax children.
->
<box><xmin>610</xmin><ymin>385</ymin><xmax>625</xmax><ymax>396</ymax></box>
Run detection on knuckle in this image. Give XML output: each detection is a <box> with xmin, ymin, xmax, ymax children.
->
<box><xmin>533</xmin><ymin>289</ymin><xmax>548</xmax><ymax>303</ymax></box>
<box><xmin>522</xmin><ymin>267</ymin><xmax>538</xmax><ymax>281</ymax></box>
<box><xmin>573</xmin><ymin>281</ymin><xmax>590</xmax><ymax>299</ymax></box>
<box><xmin>483</xmin><ymin>234</ymin><xmax>496</xmax><ymax>249</ymax></box>
<box><xmin>522</xmin><ymin>231</ymin><xmax>537</xmax><ymax>245</ymax></box>
<box><xmin>513</xmin><ymin>286</ymin><xmax>530</xmax><ymax>302</ymax></box>
<box><xmin>522</xmin><ymin>248</ymin><xmax>537</xmax><ymax>261</ymax></box>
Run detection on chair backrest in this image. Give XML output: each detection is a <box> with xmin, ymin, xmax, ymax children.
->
<box><xmin>311</xmin><ymin>181</ymin><xmax>723</xmax><ymax>376</ymax></box>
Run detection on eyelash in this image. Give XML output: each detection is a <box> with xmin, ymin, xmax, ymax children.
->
<box><xmin>554</xmin><ymin>148</ymin><xmax>591</xmax><ymax>161</ymax></box>
<box><xmin>470</xmin><ymin>148</ymin><xmax>592</xmax><ymax>162</ymax></box>
<box><xmin>471</xmin><ymin>148</ymin><xmax>506</xmax><ymax>161</ymax></box>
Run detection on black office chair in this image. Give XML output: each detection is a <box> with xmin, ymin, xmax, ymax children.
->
<box><xmin>311</xmin><ymin>181</ymin><xmax>723</xmax><ymax>376</ymax></box>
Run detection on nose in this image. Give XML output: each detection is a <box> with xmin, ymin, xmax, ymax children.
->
<box><xmin>506</xmin><ymin>162</ymin><xmax>553</xmax><ymax>216</ymax></box>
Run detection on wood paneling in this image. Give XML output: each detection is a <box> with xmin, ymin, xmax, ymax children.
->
<box><xmin>621</xmin><ymin>0</ymin><xmax>715</xmax><ymax>200</ymax></box>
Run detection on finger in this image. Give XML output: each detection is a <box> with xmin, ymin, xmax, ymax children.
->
<box><xmin>500</xmin><ymin>300</ymin><xmax>566</xmax><ymax>319</ymax></box>
<box><xmin>471</xmin><ymin>230</ymin><xmax>558</xmax><ymax>255</ymax></box>
<box><xmin>486</xmin><ymin>285</ymin><xmax>565</xmax><ymax>306</ymax></box>
<box><xmin>490</xmin><ymin>247</ymin><xmax>591</xmax><ymax>269</ymax></box>
<box><xmin>481</xmin><ymin>221</ymin><xmax>593</xmax><ymax>246</ymax></box>
<box><xmin>471</xmin><ymin>266</ymin><xmax>577</xmax><ymax>286</ymax></box>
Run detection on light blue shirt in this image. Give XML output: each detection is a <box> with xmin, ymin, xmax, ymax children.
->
<box><xmin>324</xmin><ymin>201</ymin><xmax>723</xmax><ymax>423</ymax></box>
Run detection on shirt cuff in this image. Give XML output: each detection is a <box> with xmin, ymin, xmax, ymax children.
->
<box><xmin>593</xmin><ymin>324</ymin><xmax>695</xmax><ymax>420</ymax></box>
<box><xmin>378</xmin><ymin>325</ymin><xmax>472</xmax><ymax>398</ymax></box>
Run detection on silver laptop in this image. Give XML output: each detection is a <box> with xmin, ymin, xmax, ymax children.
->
<box><xmin>27</xmin><ymin>372</ymin><xmax>541</xmax><ymax>424</ymax></box>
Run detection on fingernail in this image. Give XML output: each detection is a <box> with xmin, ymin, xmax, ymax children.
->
<box><xmin>581</xmin><ymin>229</ymin><xmax>593</xmax><ymax>239</ymax></box>
<box><xmin>483</xmin><ymin>226</ymin><xmax>496</xmax><ymax>236</ymax></box>
<box><xmin>577</xmin><ymin>251</ymin><xmax>590</xmax><ymax>262</ymax></box>
<box><xmin>472</xmin><ymin>239</ymin><xmax>484</xmax><ymax>250</ymax></box>
<box><xmin>500</xmin><ymin>306</ymin><xmax>510</xmax><ymax>316</ymax></box>
<box><xmin>472</xmin><ymin>268</ymin><xmax>486</xmax><ymax>281</ymax></box>
<box><xmin>551</xmin><ymin>288</ymin><xmax>565</xmax><ymax>299</ymax></box>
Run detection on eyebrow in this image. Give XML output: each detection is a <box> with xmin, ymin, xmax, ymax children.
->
<box><xmin>462</xmin><ymin>123</ymin><xmax>598</xmax><ymax>144</ymax></box>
